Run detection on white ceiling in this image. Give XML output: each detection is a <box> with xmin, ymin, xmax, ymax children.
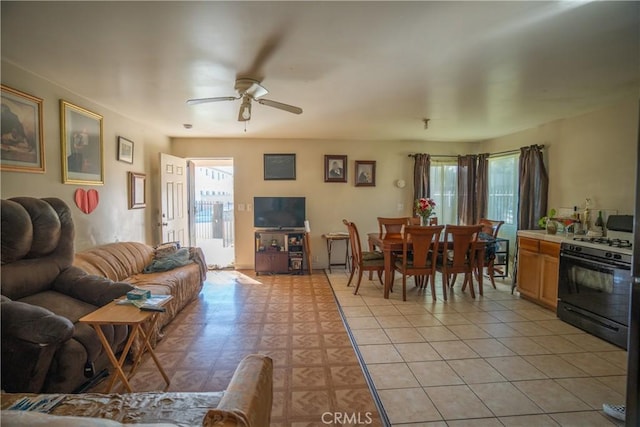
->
<box><xmin>2</xmin><ymin>1</ymin><xmax>638</xmax><ymax>142</ymax></box>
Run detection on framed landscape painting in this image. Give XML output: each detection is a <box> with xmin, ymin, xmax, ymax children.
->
<box><xmin>61</xmin><ymin>100</ymin><xmax>104</xmax><ymax>185</ymax></box>
<box><xmin>117</xmin><ymin>136</ymin><xmax>134</xmax><ymax>164</ymax></box>
<box><xmin>0</xmin><ymin>85</ymin><xmax>45</xmax><ymax>173</ymax></box>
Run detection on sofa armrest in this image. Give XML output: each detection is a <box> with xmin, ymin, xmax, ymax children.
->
<box><xmin>1</xmin><ymin>298</ymin><xmax>74</xmax><ymax>345</ymax></box>
<box><xmin>1</xmin><ymin>298</ymin><xmax>75</xmax><ymax>392</ymax></box>
<box><xmin>189</xmin><ymin>247</ymin><xmax>208</xmax><ymax>282</ymax></box>
<box><xmin>52</xmin><ymin>266</ymin><xmax>134</xmax><ymax>307</ymax></box>
<box><xmin>203</xmin><ymin>354</ymin><xmax>273</xmax><ymax>427</ymax></box>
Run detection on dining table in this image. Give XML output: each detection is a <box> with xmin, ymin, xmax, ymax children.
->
<box><xmin>368</xmin><ymin>232</ymin><xmax>488</xmax><ymax>299</ymax></box>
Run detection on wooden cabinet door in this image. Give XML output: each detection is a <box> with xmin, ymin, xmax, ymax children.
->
<box><xmin>540</xmin><ymin>254</ymin><xmax>559</xmax><ymax>309</ymax></box>
<box><xmin>517</xmin><ymin>249</ymin><xmax>540</xmax><ymax>300</ymax></box>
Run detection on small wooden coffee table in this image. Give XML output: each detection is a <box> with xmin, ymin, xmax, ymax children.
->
<box><xmin>79</xmin><ymin>296</ymin><xmax>173</xmax><ymax>393</ymax></box>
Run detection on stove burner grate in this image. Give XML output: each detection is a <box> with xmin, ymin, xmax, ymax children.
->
<box><xmin>573</xmin><ymin>236</ymin><xmax>632</xmax><ymax>249</ymax></box>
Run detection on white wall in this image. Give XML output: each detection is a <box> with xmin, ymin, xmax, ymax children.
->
<box><xmin>1</xmin><ymin>61</ymin><xmax>172</xmax><ymax>250</ymax></box>
<box><xmin>481</xmin><ymin>98</ymin><xmax>638</xmax><ymax>217</ymax></box>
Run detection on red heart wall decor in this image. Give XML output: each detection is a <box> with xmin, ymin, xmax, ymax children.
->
<box><xmin>74</xmin><ymin>188</ymin><xmax>99</xmax><ymax>214</ymax></box>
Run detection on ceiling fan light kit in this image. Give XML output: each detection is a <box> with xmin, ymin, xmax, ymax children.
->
<box><xmin>187</xmin><ymin>78</ymin><xmax>302</xmax><ymax>122</ymax></box>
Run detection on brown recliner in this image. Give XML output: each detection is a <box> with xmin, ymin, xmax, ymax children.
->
<box><xmin>1</xmin><ymin>197</ymin><xmax>134</xmax><ymax>393</ymax></box>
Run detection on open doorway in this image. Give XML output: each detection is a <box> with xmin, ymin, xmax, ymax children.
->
<box><xmin>190</xmin><ymin>158</ymin><xmax>235</xmax><ymax>269</ymax></box>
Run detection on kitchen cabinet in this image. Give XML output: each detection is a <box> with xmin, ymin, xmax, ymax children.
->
<box><xmin>516</xmin><ymin>236</ymin><xmax>560</xmax><ymax>310</ymax></box>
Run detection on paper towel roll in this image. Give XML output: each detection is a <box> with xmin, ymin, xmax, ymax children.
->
<box><xmin>304</xmin><ymin>220</ymin><xmax>311</xmax><ymax>232</ymax></box>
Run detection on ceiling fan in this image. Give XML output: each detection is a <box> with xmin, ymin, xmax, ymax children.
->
<box><xmin>186</xmin><ymin>78</ymin><xmax>303</xmax><ymax>122</ymax></box>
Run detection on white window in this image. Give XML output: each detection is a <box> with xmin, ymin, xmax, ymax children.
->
<box><xmin>430</xmin><ymin>161</ymin><xmax>458</xmax><ymax>225</ymax></box>
<box><xmin>487</xmin><ymin>154</ymin><xmax>519</xmax><ymax>226</ymax></box>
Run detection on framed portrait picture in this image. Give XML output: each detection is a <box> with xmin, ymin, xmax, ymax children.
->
<box><xmin>1</xmin><ymin>85</ymin><xmax>45</xmax><ymax>173</ymax></box>
<box><xmin>61</xmin><ymin>100</ymin><xmax>104</xmax><ymax>185</ymax></box>
<box><xmin>117</xmin><ymin>136</ymin><xmax>134</xmax><ymax>164</ymax></box>
<box><xmin>128</xmin><ymin>171</ymin><xmax>146</xmax><ymax>209</ymax></box>
<box><xmin>355</xmin><ymin>160</ymin><xmax>376</xmax><ymax>187</ymax></box>
<box><xmin>264</xmin><ymin>153</ymin><xmax>296</xmax><ymax>180</ymax></box>
<box><xmin>324</xmin><ymin>155</ymin><xmax>347</xmax><ymax>183</ymax></box>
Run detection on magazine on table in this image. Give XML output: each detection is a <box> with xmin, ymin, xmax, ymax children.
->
<box><xmin>7</xmin><ymin>394</ymin><xmax>65</xmax><ymax>413</ymax></box>
<box><xmin>116</xmin><ymin>294</ymin><xmax>171</xmax><ymax>312</ymax></box>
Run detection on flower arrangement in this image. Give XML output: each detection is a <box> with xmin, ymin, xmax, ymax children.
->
<box><xmin>415</xmin><ymin>197</ymin><xmax>436</xmax><ymax>219</ymax></box>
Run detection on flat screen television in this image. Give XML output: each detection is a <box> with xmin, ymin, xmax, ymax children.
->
<box><xmin>254</xmin><ymin>197</ymin><xmax>306</xmax><ymax>229</ymax></box>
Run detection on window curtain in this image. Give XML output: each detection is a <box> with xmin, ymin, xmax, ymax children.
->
<box><xmin>518</xmin><ymin>145</ymin><xmax>548</xmax><ymax>230</ymax></box>
<box><xmin>457</xmin><ymin>155</ymin><xmax>477</xmax><ymax>225</ymax></box>
<box><xmin>475</xmin><ymin>153</ymin><xmax>489</xmax><ymax>222</ymax></box>
<box><xmin>413</xmin><ymin>154</ymin><xmax>431</xmax><ymax>213</ymax></box>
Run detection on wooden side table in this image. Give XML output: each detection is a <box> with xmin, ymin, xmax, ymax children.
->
<box><xmin>79</xmin><ymin>296</ymin><xmax>173</xmax><ymax>393</ymax></box>
<box><xmin>322</xmin><ymin>233</ymin><xmax>350</xmax><ymax>273</ymax></box>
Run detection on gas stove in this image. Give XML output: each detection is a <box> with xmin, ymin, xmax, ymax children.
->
<box><xmin>564</xmin><ymin>214</ymin><xmax>633</xmax><ymax>260</ymax></box>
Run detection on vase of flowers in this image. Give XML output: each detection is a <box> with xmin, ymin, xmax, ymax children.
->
<box><xmin>415</xmin><ymin>197</ymin><xmax>436</xmax><ymax>226</ymax></box>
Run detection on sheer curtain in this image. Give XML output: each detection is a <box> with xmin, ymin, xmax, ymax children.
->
<box><xmin>518</xmin><ymin>145</ymin><xmax>548</xmax><ymax>230</ymax></box>
<box><xmin>413</xmin><ymin>154</ymin><xmax>431</xmax><ymax>213</ymax></box>
<box><xmin>457</xmin><ymin>155</ymin><xmax>477</xmax><ymax>225</ymax></box>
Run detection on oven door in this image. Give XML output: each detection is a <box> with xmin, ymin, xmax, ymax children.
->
<box><xmin>558</xmin><ymin>250</ymin><xmax>631</xmax><ymax>348</ymax></box>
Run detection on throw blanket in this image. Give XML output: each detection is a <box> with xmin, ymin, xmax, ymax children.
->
<box><xmin>143</xmin><ymin>248</ymin><xmax>193</xmax><ymax>273</ymax></box>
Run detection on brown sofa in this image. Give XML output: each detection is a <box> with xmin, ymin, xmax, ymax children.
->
<box><xmin>73</xmin><ymin>241</ymin><xmax>207</xmax><ymax>350</ymax></box>
<box><xmin>1</xmin><ymin>354</ymin><xmax>273</xmax><ymax>427</ymax></box>
<box><xmin>1</xmin><ymin>197</ymin><xmax>134</xmax><ymax>394</ymax></box>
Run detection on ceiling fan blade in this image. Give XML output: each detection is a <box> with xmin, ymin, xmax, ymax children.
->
<box><xmin>256</xmin><ymin>98</ymin><xmax>303</xmax><ymax>115</ymax></box>
<box><xmin>186</xmin><ymin>96</ymin><xmax>238</xmax><ymax>106</ymax></box>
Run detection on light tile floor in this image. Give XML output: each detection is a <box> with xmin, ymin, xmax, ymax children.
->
<box><xmin>326</xmin><ymin>269</ymin><xmax>627</xmax><ymax>426</ymax></box>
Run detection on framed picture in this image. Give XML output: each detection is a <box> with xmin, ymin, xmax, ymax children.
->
<box><xmin>324</xmin><ymin>155</ymin><xmax>347</xmax><ymax>183</ymax></box>
<box><xmin>60</xmin><ymin>100</ymin><xmax>104</xmax><ymax>185</ymax></box>
<box><xmin>117</xmin><ymin>136</ymin><xmax>134</xmax><ymax>164</ymax></box>
<box><xmin>355</xmin><ymin>160</ymin><xmax>376</xmax><ymax>187</ymax></box>
<box><xmin>0</xmin><ymin>85</ymin><xmax>45</xmax><ymax>173</ymax></box>
<box><xmin>128</xmin><ymin>171</ymin><xmax>146</xmax><ymax>209</ymax></box>
<box><xmin>264</xmin><ymin>153</ymin><xmax>296</xmax><ymax>180</ymax></box>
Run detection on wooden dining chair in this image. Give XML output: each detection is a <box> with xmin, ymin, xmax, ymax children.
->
<box><xmin>377</xmin><ymin>217</ymin><xmax>410</xmax><ymax>238</ymax></box>
<box><xmin>391</xmin><ymin>225</ymin><xmax>444</xmax><ymax>301</ymax></box>
<box><xmin>436</xmin><ymin>224</ymin><xmax>483</xmax><ymax>299</ymax></box>
<box><xmin>342</xmin><ymin>219</ymin><xmax>384</xmax><ymax>294</ymax></box>
<box><xmin>478</xmin><ymin>218</ymin><xmax>505</xmax><ymax>288</ymax></box>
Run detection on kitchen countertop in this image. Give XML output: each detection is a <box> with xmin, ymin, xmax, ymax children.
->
<box><xmin>517</xmin><ymin>229</ymin><xmax>573</xmax><ymax>244</ymax></box>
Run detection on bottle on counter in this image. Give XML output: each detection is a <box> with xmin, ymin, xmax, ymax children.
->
<box><xmin>595</xmin><ymin>211</ymin><xmax>605</xmax><ymax>236</ymax></box>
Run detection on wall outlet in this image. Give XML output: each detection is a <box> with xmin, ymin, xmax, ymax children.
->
<box><xmin>313</xmin><ymin>256</ymin><xmax>319</xmax><ymax>262</ymax></box>
<box><xmin>247</xmin><ymin>204</ymin><xmax>252</xmax><ymax>211</ymax></box>
<box><xmin>237</xmin><ymin>203</ymin><xmax>245</xmax><ymax>211</ymax></box>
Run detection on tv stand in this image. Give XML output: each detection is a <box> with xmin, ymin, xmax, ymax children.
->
<box><xmin>255</xmin><ymin>230</ymin><xmax>306</xmax><ymax>275</ymax></box>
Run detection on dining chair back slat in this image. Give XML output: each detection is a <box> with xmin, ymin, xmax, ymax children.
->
<box><xmin>393</xmin><ymin>225</ymin><xmax>444</xmax><ymax>301</ymax></box>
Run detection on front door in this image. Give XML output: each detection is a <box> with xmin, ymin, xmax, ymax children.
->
<box><xmin>159</xmin><ymin>153</ymin><xmax>188</xmax><ymax>246</ymax></box>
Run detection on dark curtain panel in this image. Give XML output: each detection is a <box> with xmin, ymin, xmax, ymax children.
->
<box><xmin>517</xmin><ymin>145</ymin><xmax>548</xmax><ymax>230</ymax></box>
<box><xmin>413</xmin><ymin>154</ymin><xmax>431</xmax><ymax>214</ymax></box>
<box><xmin>457</xmin><ymin>155</ymin><xmax>477</xmax><ymax>225</ymax></box>
<box><xmin>475</xmin><ymin>153</ymin><xmax>489</xmax><ymax>222</ymax></box>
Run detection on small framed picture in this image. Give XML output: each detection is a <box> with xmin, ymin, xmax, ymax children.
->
<box><xmin>60</xmin><ymin>100</ymin><xmax>104</xmax><ymax>185</ymax></box>
<box><xmin>128</xmin><ymin>171</ymin><xmax>146</xmax><ymax>209</ymax></box>
<box><xmin>355</xmin><ymin>160</ymin><xmax>376</xmax><ymax>187</ymax></box>
<box><xmin>117</xmin><ymin>136</ymin><xmax>134</xmax><ymax>164</ymax></box>
<box><xmin>324</xmin><ymin>155</ymin><xmax>347</xmax><ymax>183</ymax></box>
<box><xmin>264</xmin><ymin>153</ymin><xmax>296</xmax><ymax>180</ymax></box>
<box><xmin>1</xmin><ymin>85</ymin><xmax>45</xmax><ymax>173</ymax></box>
